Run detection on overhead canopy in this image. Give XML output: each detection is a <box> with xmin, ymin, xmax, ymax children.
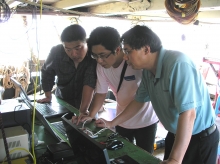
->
<box><xmin>6</xmin><ymin>0</ymin><xmax>220</xmax><ymax>23</ymax></box>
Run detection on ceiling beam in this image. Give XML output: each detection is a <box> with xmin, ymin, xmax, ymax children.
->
<box><xmin>126</xmin><ymin>10</ymin><xmax>220</xmax><ymax>23</ymax></box>
<box><xmin>198</xmin><ymin>10</ymin><xmax>220</xmax><ymax>18</ymax></box>
<box><xmin>89</xmin><ymin>0</ymin><xmax>220</xmax><ymax>14</ymax></box>
<box><xmin>7</xmin><ymin>0</ymin><xmax>22</xmax><ymax>8</ymax></box>
<box><xmin>52</xmin><ymin>0</ymin><xmax>127</xmax><ymax>10</ymax></box>
<box><xmin>89</xmin><ymin>0</ymin><xmax>151</xmax><ymax>14</ymax></box>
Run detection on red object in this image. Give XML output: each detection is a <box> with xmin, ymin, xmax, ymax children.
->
<box><xmin>203</xmin><ymin>57</ymin><xmax>220</xmax><ymax>109</ymax></box>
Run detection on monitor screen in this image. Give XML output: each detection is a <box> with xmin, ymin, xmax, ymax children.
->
<box><xmin>61</xmin><ymin>113</ymin><xmax>110</xmax><ymax>164</ymax></box>
<box><xmin>10</xmin><ymin>77</ymin><xmax>31</xmax><ymax>104</ymax></box>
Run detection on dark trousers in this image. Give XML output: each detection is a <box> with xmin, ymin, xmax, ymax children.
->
<box><xmin>164</xmin><ymin>126</ymin><xmax>219</xmax><ymax>164</ymax></box>
<box><xmin>115</xmin><ymin>122</ymin><xmax>158</xmax><ymax>153</ymax></box>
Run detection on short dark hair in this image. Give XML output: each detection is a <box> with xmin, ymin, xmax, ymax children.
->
<box><xmin>61</xmin><ymin>24</ymin><xmax>86</xmax><ymax>42</ymax></box>
<box><xmin>87</xmin><ymin>26</ymin><xmax>120</xmax><ymax>52</ymax></box>
<box><xmin>121</xmin><ymin>25</ymin><xmax>162</xmax><ymax>53</ymax></box>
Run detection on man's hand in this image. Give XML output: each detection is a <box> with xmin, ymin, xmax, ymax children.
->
<box><xmin>72</xmin><ymin>114</ymin><xmax>92</xmax><ymax>125</ymax></box>
<box><xmin>95</xmin><ymin>118</ymin><xmax>111</xmax><ymax>128</ymax></box>
<box><xmin>37</xmin><ymin>91</ymin><xmax>52</xmax><ymax>103</ymax></box>
<box><xmin>160</xmin><ymin>159</ymin><xmax>181</xmax><ymax>164</ymax></box>
<box><xmin>79</xmin><ymin>110</ymin><xmax>89</xmax><ymax>117</ymax></box>
<box><xmin>37</xmin><ymin>97</ymin><xmax>51</xmax><ymax>103</ymax></box>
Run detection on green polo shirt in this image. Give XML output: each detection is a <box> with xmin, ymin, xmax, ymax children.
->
<box><xmin>135</xmin><ymin>47</ymin><xmax>215</xmax><ymax>134</ymax></box>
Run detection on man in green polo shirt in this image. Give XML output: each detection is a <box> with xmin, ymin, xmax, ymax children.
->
<box><xmin>95</xmin><ymin>25</ymin><xmax>219</xmax><ymax>164</ymax></box>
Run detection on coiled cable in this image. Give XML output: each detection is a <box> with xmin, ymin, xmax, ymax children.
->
<box><xmin>165</xmin><ymin>0</ymin><xmax>200</xmax><ymax>24</ymax></box>
<box><xmin>0</xmin><ymin>0</ymin><xmax>11</xmax><ymax>23</ymax></box>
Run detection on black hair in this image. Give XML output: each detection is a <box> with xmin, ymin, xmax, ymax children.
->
<box><xmin>87</xmin><ymin>26</ymin><xmax>120</xmax><ymax>52</ymax></box>
<box><xmin>60</xmin><ymin>24</ymin><xmax>86</xmax><ymax>42</ymax></box>
<box><xmin>120</xmin><ymin>25</ymin><xmax>162</xmax><ymax>53</ymax></box>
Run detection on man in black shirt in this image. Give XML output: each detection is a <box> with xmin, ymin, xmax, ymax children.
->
<box><xmin>38</xmin><ymin>24</ymin><xmax>97</xmax><ymax>115</ymax></box>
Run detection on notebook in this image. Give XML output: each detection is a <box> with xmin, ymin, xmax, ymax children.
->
<box><xmin>47</xmin><ymin>112</ymin><xmax>82</xmax><ymax>143</ymax></box>
<box><xmin>50</xmin><ymin>121</ymin><xmax>66</xmax><ymax>137</ymax></box>
<box><xmin>39</xmin><ymin>115</ymin><xmax>70</xmax><ymax>142</ymax></box>
<box><xmin>10</xmin><ymin>77</ymin><xmax>69</xmax><ymax>119</ymax></box>
<box><xmin>10</xmin><ymin>77</ymin><xmax>73</xmax><ymax>141</ymax></box>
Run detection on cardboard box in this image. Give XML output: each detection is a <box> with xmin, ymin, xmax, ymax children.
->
<box><xmin>0</xmin><ymin>126</ymin><xmax>29</xmax><ymax>162</ymax></box>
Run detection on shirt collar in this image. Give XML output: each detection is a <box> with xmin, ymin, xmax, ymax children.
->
<box><xmin>63</xmin><ymin>52</ymin><xmax>71</xmax><ymax>62</ymax></box>
<box><xmin>155</xmin><ymin>46</ymin><xmax>166</xmax><ymax>79</ymax></box>
<box><xmin>60</xmin><ymin>45</ymin><xmax>71</xmax><ymax>62</ymax></box>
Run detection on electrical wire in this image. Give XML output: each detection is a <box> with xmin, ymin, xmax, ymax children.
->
<box><xmin>92</xmin><ymin>118</ymin><xmax>107</xmax><ymax>136</ymax></box>
<box><xmin>81</xmin><ymin>118</ymin><xmax>107</xmax><ymax>138</ymax></box>
<box><xmin>30</xmin><ymin>0</ymin><xmax>43</xmax><ymax>163</ymax></box>
<box><xmin>8</xmin><ymin>15</ymin><xmax>34</xmax><ymax>41</ymax></box>
<box><xmin>14</xmin><ymin>0</ymin><xmax>129</xmax><ymax>21</ymax></box>
<box><xmin>1</xmin><ymin>147</ymin><xmax>34</xmax><ymax>164</ymax></box>
<box><xmin>82</xmin><ymin>117</ymin><xmax>93</xmax><ymax>129</ymax></box>
<box><xmin>93</xmin><ymin>127</ymin><xmax>108</xmax><ymax>136</ymax></box>
<box><xmin>13</xmin><ymin>104</ymin><xmax>32</xmax><ymax>133</ymax></box>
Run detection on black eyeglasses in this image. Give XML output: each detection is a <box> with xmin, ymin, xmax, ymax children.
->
<box><xmin>91</xmin><ymin>51</ymin><xmax>113</xmax><ymax>60</ymax></box>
